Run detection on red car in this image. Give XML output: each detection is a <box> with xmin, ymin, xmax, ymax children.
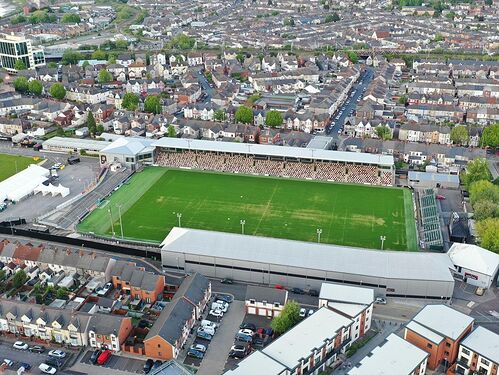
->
<box><xmin>274</xmin><ymin>284</ymin><xmax>285</xmax><ymax>290</ymax></box>
<box><xmin>436</xmin><ymin>195</ymin><xmax>446</xmax><ymax>200</ymax></box>
<box><xmin>97</xmin><ymin>350</ymin><xmax>112</xmax><ymax>365</ymax></box>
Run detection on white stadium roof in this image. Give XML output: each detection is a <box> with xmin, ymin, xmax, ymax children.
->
<box><xmin>100</xmin><ymin>137</ymin><xmax>155</xmax><ymax>156</ymax></box>
<box><xmin>42</xmin><ymin>136</ymin><xmax>109</xmax><ymax>151</ymax></box>
<box><xmin>153</xmin><ymin>138</ymin><xmax>394</xmax><ymax>166</ymax></box>
<box><xmin>161</xmin><ymin>228</ymin><xmax>455</xmax><ymax>283</ymax></box>
<box><xmin>447</xmin><ymin>243</ymin><xmax>499</xmax><ymax>277</ymax></box>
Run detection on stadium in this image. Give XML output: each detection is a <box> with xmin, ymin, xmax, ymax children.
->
<box><xmin>78</xmin><ymin>138</ymin><xmax>417</xmax><ymax>251</ymax></box>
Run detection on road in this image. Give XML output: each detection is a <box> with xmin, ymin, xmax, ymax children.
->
<box><xmin>326</xmin><ymin>67</ymin><xmax>374</xmax><ymax>138</ymax></box>
<box><xmin>194</xmin><ymin>67</ymin><xmax>214</xmax><ymax>103</ymax></box>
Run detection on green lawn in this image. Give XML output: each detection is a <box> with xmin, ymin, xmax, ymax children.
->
<box><xmin>0</xmin><ymin>153</ymin><xmax>40</xmax><ymax>182</ymax></box>
<box><xmin>78</xmin><ymin>167</ymin><xmax>418</xmax><ymax>251</ymax></box>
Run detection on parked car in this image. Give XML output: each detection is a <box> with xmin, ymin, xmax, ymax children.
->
<box><xmin>308</xmin><ymin>289</ymin><xmax>319</xmax><ymax>297</ymax></box>
<box><xmin>229</xmin><ymin>344</ymin><xmax>249</xmax><ymax>358</ymax></box>
<box><xmin>196</xmin><ymin>331</ymin><xmax>213</xmax><ymax>341</ymax></box>
<box><xmin>201</xmin><ymin>320</ymin><xmax>218</xmax><ymax>330</ymax></box>
<box><xmin>264</xmin><ymin>327</ymin><xmax>274</xmax><ymax>337</ymax></box>
<box><xmin>197</xmin><ymin>326</ymin><xmax>215</xmax><ymax>336</ymax></box>
<box><xmin>229</xmin><ymin>350</ymin><xmax>246</xmax><ymax>359</ymax></box>
<box><xmin>209</xmin><ymin>309</ymin><xmax>224</xmax><ymax>318</ymax></box>
<box><xmin>238</xmin><ymin>329</ymin><xmax>254</xmax><ymax>337</ymax></box>
<box><xmin>29</xmin><ymin>345</ymin><xmax>45</xmax><ymax>353</ymax></box>
<box><xmin>190</xmin><ymin>344</ymin><xmax>207</xmax><ymax>353</ymax></box>
<box><xmin>97</xmin><ymin>282</ymin><xmax>112</xmax><ymax>296</ymax></box>
<box><xmin>39</xmin><ymin>363</ymin><xmax>57</xmax><ymax>374</ymax></box>
<box><xmin>90</xmin><ymin>349</ymin><xmax>102</xmax><ymax>364</ymax></box>
<box><xmin>143</xmin><ymin>359</ymin><xmax>154</xmax><ymax>374</ymax></box>
<box><xmin>235</xmin><ymin>333</ymin><xmax>253</xmax><ymax>343</ymax></box>
<box><xmin>256</xmin><ymin>327</ymin><xmax>265</xmax><ymax>336</ymax></box>
<box><xmin>3</xmin><ymin>359</ymin><xmax>14</xmax><ymax>367</ymax></box>
<box><xmin>97</xmin><ymin>350</ymin><xmax>112</xmax><ymax>365</ymax></box>
<box><xmin>215</xmin><ymin>294</ymin><xmax>233</xmax><ymax>303</ymax></box>
<box><xmin>375</xmin><ymin>297</ymin><xmax>387</xmax><ymax>305</ymax></box>
<box><xmin>274</xmin><ymin>284</ymin><xmax>285</xmax><ymax>290</ymax></box>
<box><xmin>19</xmin><ymin>363</ymin><xmax>31</xmax><ymax>371</ymax></box>
<box><xmin>187</xmin><ymin>349</ymin><xmax>204</xmax><ymax>359</ymax></box>
<box><xmin>152</xmin><ymin>360</ymin><xmax>163</xmax><ymax>370</ymax></box>
<box><xmin>299</xmin><ymin>308</ymin><xmax>306</xmax><ymax>317</ymax></box>
<box><xmin>211</xmin><ymin>301</ymin><xmax>228</xmax><ymax>312</ymax></box>
<box><xmin>48</xmin><ymin>350</ymin><xmax>66</xmax><ymax>359</ymax></box>
<box><xmin>44</xmin><ymin>358</ymin><xmax>63</xmax><ymax>368</ymax></box>
<box><xmin>239</xmin><ymin>323</ymin><xmax>256</xmax><ymax>331</ymax></box>
<box><xmin>308</xmin><ymin>309</ymin><xmax>315</xmax><ymax>316</ymax></box>
<box><xmin>221</xmin><ymin>278</ymin><xmax>233</xmax><ymax>284</ymax></box>
<box><xmin>291</xmin><ymin>287</ymin><xmax>305</xmax><ymax>295</ymax></box>
<box><xmin>13</xmin><ymin>341</ymin><xmax>29</xmax><ymax>350</ymax></box>
<box><xmin>436</xmin><ymin>195</ymin><xmax>446</xmax><ymax>200</ymax></box>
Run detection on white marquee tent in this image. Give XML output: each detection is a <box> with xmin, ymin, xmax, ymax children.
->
<box><xmin>0</xmin><ymin>164</ymin><xmax>49</xmax><ymax>202</ymax></box>
<box><xmin>34</xmin><ymin>183</ymin><xmax>70</xmax><ymax>197</ymax></box>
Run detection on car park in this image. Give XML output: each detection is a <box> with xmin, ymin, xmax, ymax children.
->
<box><xmin>39</xmin><ymin>363</ymin><xmax>57</xmax><ymax>374</ymax></box>
<box><xmin>197</xmin><ymin>326</ymin><xmax>215</xmax><ymax>336</ymax></box>
<box><xmin>143</xmin><ymin>359</ymin><xmax>154</xmax><ymax>373</ymax></box>
<box><xmin>190</xmin><ymin>343</ymin><xmax>207</xmax><ymax>353</ymax></box>
<box><xmin>209</xmin><ymin>309</ymin><xmax>224</xmax><ymax>318</ymax></box>
<box><xmin>97</xmin><ymin>350</ymin><xmax>112</xmax><ymax>365</ymax></box>
<box><xmin>187</xmin><ymin>349</ymin><xmax>204</xmax><ymax>359</ymax></box>
<box><xmin>196</xmin><ymin>330</ymin><xmax>213</xmax><ymax>341</ymax></box>
<box><xmin>48</xmin><ymin>350</ymin><xmax>66</xmax><ymax>359</ymax></box>
<box><xmin>375</xmin><ymin>297</ymin><xmax>387</xmax><ymax>304</ymax></box>
<box><xmin>29</xmin><ymin>345</ymin><xmax>45</xmax><ymax>353</ymax></box>
<box><xmin>13</xmin><ymin>341</ymin><xmax>29</xmax><ymax>350</ymax></box>
<box><xmin>299</xmin><ymin>308</ymin><xmax>306</xmax><ymax>317</ymax></box>
<box><xmin>90</xmin><ymin>349</ymin><xmax>101</xmax><ymax>364</ymax></box>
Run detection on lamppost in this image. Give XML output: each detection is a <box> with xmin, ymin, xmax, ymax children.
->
<box><xmin>176</xmin><ymin>212</ymin><xmax>182</xmax><ymax>227</ymax></box>
<box><xmin>117</xmin><ymin>204</ymin><xmax>124</xmax><ymax>239</ymax></box>
<box><xmin>240</xmin><ymin>219</ymin><xmax>246</xmax><ymax>235</ymax></box>
<box><xmin>380</xmin><ymin>235</ymin><xmax>386</xmax><ymax>250</ymax></box>
<box><xmin>107</xmin><ymin>207</ymin><xmax>115</xmax><ymax>237</ymax></box>
<box><xmin>317</xmin><ymin>228</ymin><xmax>322</xmax><ymax>243</ymax></box>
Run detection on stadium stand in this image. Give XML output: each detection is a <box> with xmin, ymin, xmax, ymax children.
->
<box><xmin>418</xmin><ymin>189</ymin><xmax>444</xmax><ymax>250</ymax></box>
<box><xmin>153</xmin><ymin>138</ymin><xmax>395</xmax><ymax>186</ymax></box>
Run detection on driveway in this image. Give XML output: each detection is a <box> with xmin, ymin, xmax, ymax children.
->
<box><xmin>196</xmin><ymin>301</ymin><xmax>245</xmax><ymax>375</ymax></box>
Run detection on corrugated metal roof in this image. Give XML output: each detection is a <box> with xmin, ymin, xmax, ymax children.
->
<box><xmin>161</xmin><ymin>228</ymin><xmax>455</xmax><ymax>282</ymax></box>
<box><xmin>42</xmin><ymin>136</ymin><xmax>110</xmax><ymax>151</ymax></box>
<box><xmin>153</xmin><ymin>138</ymin><xmax>394</xmax><ymax>166</ymax></box>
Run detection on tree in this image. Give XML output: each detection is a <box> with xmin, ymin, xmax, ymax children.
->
<box><xmin>214</xmin><ymin>109</ymin><xmax>226</xmax><ymax>122</ymax></box>
<box><xmin>91</xmin><ymin>49</ymin><xmax>107</xmax><ymax>60</ymax></box>
<box><xmin>49</xmin><ymin>83</ymin><xmax>66</xmax><ymax>100</ymax></box>
<box><xmin>236</xmin><ymin>53</ymin><xmax>246</xmax><ymax>64</ymax></box>
<box><xmin>61</xmin><ymin>49</ymin><xmax>82</xmax><ymax>65</ymax></box>
<box><xmin>270</xmin><ymin>300</ymin><xmax>301</xmax><ymax>334</ymax></box>
<box><xmin>462</xmin><ymin>158</ymin><xmax>492</xmax><ymax>189</ymax></box>
<box><xmin>167</xmin><ymin>33</ymin><xmax>196</xmax><ymax>50</ymax></box>
<box><xmin>480</xmin><ymin>123</ymin><xmax>499</xmax><ymax>148</ymax></box>
<box><xmin>324</xmin><ymin>12</ymin><xmax>340</xmax><ymax>23</ymax></box>
<box><xmin>265</xmin><ymin>110</ymin><xmax>283</xmax><ymax>128</ymax></box>
<box><xmin>0</xmin><ymin>269</ymin><xmax>6</xmax><ymax>281</ymax></box>
<box><xmin>107</xmin><ymin>53</ymin><xmax>117</xmax><ymax>64</ymax></box>
<box><xmin>98</xmin><ymin>69</ymin><xmax>113</xmax><ymax>84</ymax></box>
<box><xmin>96</xmin><ymin>124</ymin><xmax>105</xmax><ymax>135</ymax></box>
<box><xmin>167</xmin><ymin>125</ymin><xmax>176</xmax><ymax>137</ymax></box>
<box><xmin>450</xmin><ymin>125</ymin><xmax>469</xmax><ymax>145</ymax></box>
<box><xmin>484</xmin><ymin>0</ymin><xmax>492</xmax><ymax>5</ymax></box>
<box><xmin>347</xmin><ymin>51</ymin><xmax>359</xmax><ymax>64</ymax></box>
<box><xmin>14</xmin><ymin>59</ymin><xmax>26</xmax><ymax>71</ymax></box>
<box><xmin>284</xmin><ymin>17</ymin><xmax>295</xmax><ymax>27</ymax></box>
<box><xmin>87</xmin><ymin>111</ymin><xmax>97</xmax><ymax>136</ymax></box>
<box><xmin>469</xmin><ymin>180</ymin><xmax>499</xmax><ymax>206</ymax></box>
<box><xmin>56</xmin><ymin>126</ymin><xmax>65</xmax><ymax>136</ymax></box>
<box><xmin>144</xmin><ymin>95</ymin><xmax>161</xmax><ymax>114</ymax></box>
<box><xmin>56</xmin><ymin>287</ymin><xmax>69</xmax><ymax>299</ymax></box>
<box><xmin>13</xmin><ymin>76</ymin><xmax>29</xmax><ymax>93</ymax></box>
<box><xmin>47</xmin><ymin>62</ymin><xmax>58</xmax><ymax>68</ymax></box>
<box><xmin>473</xmin><ymin>200</ymin><xmax>499</xmax><ymax>221</ymax></box>
<box><xmin>376</xmin><ymin>126</ymin><xmax>392</xmax><ymax>140</ymax></box>
<box><xmin>28</xmin><ymin>79</ymin><xmax>43</xmax><ymax>95</ymax></box>
<box><xmin>61</xmin><ymin>13</ymin><xmax>81</xmax><ymax>23</ymax></box>
<box><xmin>122</xmin><ymin>92</ymin><xmax>140</xmax><ymax>111</ymax></box>
<box><xmin>476</xmin><ymin>218</ymin><xmax>499</xmax><ymax>253</ymax></box>
<box><xmin>115</xmin><ymin>39</ymin><xmax>129</xmax><ymax>50</ymax></box>
<box><xmin>235</xmin><ymin>106</ymin><xmax>253</xmax><ymax>124</ymax></box>
<box><xmin>13</xmin><ymin>270</ymin><xmax>28</xmax><ymax>289</ymax></box>
<box><xmin>398</xmin><ymin>95</ymin><xmax>408</xmax><ymax>105</ymax></box>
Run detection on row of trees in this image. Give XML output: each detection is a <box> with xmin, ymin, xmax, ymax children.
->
<box><xmin>235</xmin><ymin>106</ymin><xmax>284</xmax><ymax>127</ymax></box>
<box><xmin>462</xmin><ymin>158</ymin><xmax>499</xmax><ymax>253</ymax></box>
<box><xmin>121</xmin><ymin>93</ymin><xmax>162</xmax><ymax>114</ymax></box>
<box><xmin>13</xmin><ymin>77</ymin><xmax>42</xmax><ymax>95</ymax></box>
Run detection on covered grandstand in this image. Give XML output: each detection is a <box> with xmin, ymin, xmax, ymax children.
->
<box><xmin>418</xmin><ymin>189</ymin><xmax>444</xmax><ymax>250</ymax></box>
<box><xmin>0</xmin><ymin>164</ymin><xmax>50</xmax><ymax>202</ymax></box>
<box><xmin>152</xmin><ymin>138</ymin><xmax>395</xmax><ymax>186</ymax></box>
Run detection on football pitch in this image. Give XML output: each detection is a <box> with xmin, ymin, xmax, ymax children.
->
<box><xmin>78</xmin><ymin>167</ymin><xmax>418</xmax><ymax>251</ymax></box>
<box><xmin>0</xmin><ymin>153</ymin><xmax>40</xmax><ymax>182</ymax></box>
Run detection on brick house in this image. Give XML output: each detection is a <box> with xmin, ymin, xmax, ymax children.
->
<box><xmin>245</xmin><ymin>285</ymin><xmax>288</xmax><ymax>318</ymax></box>
<box><xmin>404</xmin><ymin>305</ymin><xmax>474</xmax><ymax>370</ymax></box>
<box><xmin>88</xmin><ymin>314</ymin><xmax>133</xmax><ymax>352</ymax></box>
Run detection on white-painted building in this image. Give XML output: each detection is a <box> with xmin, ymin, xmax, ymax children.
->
<box><xmin>447</xmin><ymin>243</ymin><xmax>499</xmax><ymax>288</ymax></box>
<box><xmin>455</xmin><ymin>326</ymin><xmax>499</xmax><ymax>375</ymax></box>
<box><xmin>245</xmin><ymin>285</ymin><xmax>288</xmax><ymax>318</ymax></box>
<box><xmin>318</xmin><ymin>283</ymin><xmax>374</xmax><ymax>342</ymax></box>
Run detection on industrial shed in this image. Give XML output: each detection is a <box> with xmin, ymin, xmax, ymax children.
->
<box><xmin>161</xmin><ymin>228</ymin><xmax>455</xmax><ymax>300</ymax></box>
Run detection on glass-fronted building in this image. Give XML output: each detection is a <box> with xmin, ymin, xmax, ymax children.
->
<box><xmin>0</xmin><ymin>34</ymin><xmax>45</xmax><ymax>72</ymax></box>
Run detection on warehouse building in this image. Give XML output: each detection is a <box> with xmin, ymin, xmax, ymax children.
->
<box><xmin>42</xmin><ymin>137</ymin><xmax>110</xmax><ymax>155</ymax></box>
<box><xmin>408</xmin><ymin>171</ymin><xmax>460</xmax><ymax>189</ymax></box>
<box><xmin>161</xmin><ymin>228</ymin><xmax>455</xmax><ymax>300</ymax></box>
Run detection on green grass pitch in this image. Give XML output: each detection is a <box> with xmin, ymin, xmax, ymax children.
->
<box><xmin>78</xmin><ymin>167</ymin><xmax>418</xmax><ymax>251</ymax></box>
<box><xmin>0</xmin><ymin>153</ymin><xmax>39</xmax><ymax>182</ymax></box>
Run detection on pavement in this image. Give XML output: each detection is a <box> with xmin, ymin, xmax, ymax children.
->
<box><xmin>196</xmin><ymin>300</ymin><xmax>245</xmax><ymax>375</ymax></box>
